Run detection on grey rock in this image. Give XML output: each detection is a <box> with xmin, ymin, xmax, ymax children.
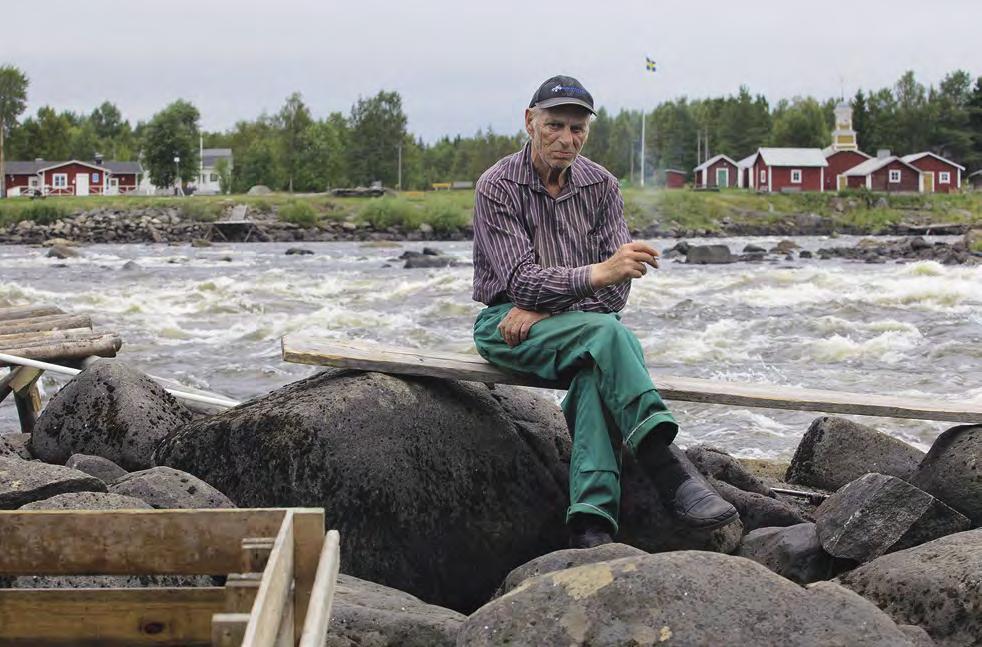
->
<box><xmin>898</xmin><ymin>625</ymin><xmax>937</xmax><ymax>647</ymax></box>
<box><xmin>18</xmin><ymin>491</ymin><xmax>151</xmax><ymax>510</ymax></box>
<box><xmin>246</xmin><ymin>184</ymin><xmax>272</xmax><ymax>195</ymax></box>
<box><xmin>30</xmin><ymin>359</ymin><xmax>192</xmax><ymax>471</ymax></box>
<box><xmin>110</xmin><ymin>466</ymin><xmax>234</xmax><ymax>509</ymax></box>
<box><xmin>910</xmin><ymin>424</ymin><xmax>982</xmax><ymax>526</ymax></box>
<box><xmin>742</xmin><ymin>243</ymin><xmax>767</xmax><ymax>253</ymax></box>
<box><xmin>404</xmin><ymin>255</ymin><xmax>454</xmax><ymax>269</ymax></box>
<box><xmin>737</xmin><ymin>523</ymin><xmax>835</xmax><ymax>584</ymax></box>
<box><xmin>0</xmin><ymin>456</ymin><xmax>107</xmax><ymax>509</ymax></box>
<box><xmin>46</xmin><ymin>244</ymin><xmax>79</xmax><ymax>259</ymax></box>
<box><xmin>326</xmin><ymin>574</ymin><xmax>465</xmax><ymax>647</ymax></box>
<box><xmin>6</xmin><ymin>573</ymin><xmax>219</xmax><ymax>590</ymax></box>
<box><xmin>66</xmin><ymin>454</ymin><xmax>127</xmax><ymax>484</ymax></box>
<box><xmin>0</xmin><ymin>433</ymin><xmax>32</xmax><ymax>459</ymax></box>
<box><xmin>686</xmin><ymin>445</ymin><xmax>773</xmax><ymax>496</ymax></box>
<box><xmin>458</xmin><ymin>552</ymin><xmax>913</xmax><ymax>646</ymax></box>
<box><xmin>686</xmin><ymin>244</ymin><xmax>734</xmax><ymax>264</ymax></box>
<box><xmin>837</xmin><ymin>529</ymin><xmax>982</xmax><ymax>647</ymax></box>
<box><xmin>121</xmin><ymin>260</ymin><xmax>141</xmax><ymax>271</ymax></box>
<box><xmin>498</xmin><ymin>543</ymin><xmax>647</xmax><ymax>596</ymax></box>
<box><xmin>714</xmin><ymin>479</ymin><xmax>808</xmax><ymax>531</ymax></box>
<box><xmin>285</xmin><ymin>247</ymin><xmax>314</xmax><ymax>255</ymax></box>
<box><xmin>786</xmin><ymin>416</ymin><xmax>925</xmax><ymax>490</ymax></box>
<box><xmin>816</xmin><ymin>473</ymin><xmax>970</xmax><ymax>562</ymax></box>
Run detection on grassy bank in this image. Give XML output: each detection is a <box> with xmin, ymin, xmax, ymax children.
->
<box><xmin>2</xmin><ymin>188</ymin><xmax>980</xmax><ymax>234</ymax></box>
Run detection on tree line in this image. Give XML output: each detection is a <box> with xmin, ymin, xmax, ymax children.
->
<box><xmin>1</xmin><ymin>65</ymin><xmax>981</xmax><ymax>195</ymax></box>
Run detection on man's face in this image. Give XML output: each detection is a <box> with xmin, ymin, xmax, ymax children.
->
<box><xmin>525</xmin><ymin>105</ymin><xmax>591</xmax><ymax>172</ymax></box>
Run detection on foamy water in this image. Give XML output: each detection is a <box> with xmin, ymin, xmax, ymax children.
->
<box><xmin>2</xmin><ymin>235</ymin><xmax>979</xmax><ymax>459</ymax></box>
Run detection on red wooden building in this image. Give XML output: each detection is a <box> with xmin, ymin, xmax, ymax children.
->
<box><xmin>3</xmin><ymin>158</ymin><xmax>143</xmax><ymax>197</ymax></box>
<box><xmin>901</xmin><ymin>153</ymin><xmax>963</xmax><ymax>193</ymax></box>
<box><xmin>749</xmin><ymin>148</ymin><xmax>827</xmax><ymax>193</ymax></box>
<box><xmin>843</xmin><ymin>156</ymin><xmax>922</xmax><ymax>192</ymax></box>
<box><xmin>664</xmin><ymin>169</ymin><xmax>686</xmax><ymax>189</ymax></box>
<box><xmin>824</xmin><ymin>149</ymin><xmax>871</xmax><ymax>191</ymax></box>
<box><xmin>693</xmin><ymin>154</ymin><xmax>738</xmax><ymax>189</ymax></box>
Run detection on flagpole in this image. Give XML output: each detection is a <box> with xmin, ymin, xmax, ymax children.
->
<box><xmin>640</xmin><ymin>110</ymin><xmax>645</xmax><ymax>188</ymax></box>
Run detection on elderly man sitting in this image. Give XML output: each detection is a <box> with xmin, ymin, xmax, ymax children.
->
<box><xmin>471</xmin><ymin>75</ymin><xmax>737</xmax><ymax>548</ymax></box>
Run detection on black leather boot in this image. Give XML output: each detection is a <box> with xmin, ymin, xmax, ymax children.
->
<box><xmin>638</xmin><ymin>437</ymin><xmax>738</xmax><ymax>530</ymax></box>
<box><xmin>568</xmin><ymin>514</ymin><xmax>614</xmax><ymax>549</ymax></box>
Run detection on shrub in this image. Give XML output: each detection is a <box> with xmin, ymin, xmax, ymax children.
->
<box><xmin>359</xmin><ymin>197</ymin><xmax>417</xmax><ymax>230</ymax></box>
<box><xmin>278</xmin><ymin>200</ymin><xmax>319</xmax><ymax>227</ymax></box>
<box><xmin>422</xmin><ymin>201</ymin><xmax>469</xmax><ymax>233</ymax></box>
<box><xmin>0</xmin><ymin>201</ymin><xmax>69</xmax><ymax>225</ymax></box>
<box><xmin>180</xmin><ymin>200</ymin><xmax>221</xmax><ymax>222</ymax></box>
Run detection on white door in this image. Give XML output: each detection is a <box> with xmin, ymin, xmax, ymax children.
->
<box><xmin>75</xmin><ymin>173</ymin><xmax>90</xmax><ymax>196</ymax></box>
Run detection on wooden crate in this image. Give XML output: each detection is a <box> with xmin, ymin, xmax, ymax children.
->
<box><xmin>0</xmin><ymin>508</ymin><xmax>341</xmax><ymax>647</ymax></box>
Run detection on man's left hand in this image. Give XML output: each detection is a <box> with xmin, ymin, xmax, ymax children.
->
<box><xmin>498</xmin><ymin>307</ymin><xmax>551</xmax><ymax>347</ymax></box>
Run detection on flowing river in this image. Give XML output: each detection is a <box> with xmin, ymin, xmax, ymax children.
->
<box><xmin>2</xmin><ymin>235</ymin><xmax>980</xmax><ymax>459</ymax></box>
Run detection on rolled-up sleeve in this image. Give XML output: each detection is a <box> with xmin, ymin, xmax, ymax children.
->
<box><xmin>590</xmin><ymin>181</ymin><xmax>633</xmax><ymax>312</ymax></box>
<box><xmin>474</xmin><ymin>180</ymin><xmax>595</xmax><ymax>312</ymax></box>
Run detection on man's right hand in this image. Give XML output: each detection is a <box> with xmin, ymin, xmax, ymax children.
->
<box><xmin>590</xmin><ymin>242</ymin><xmax>661</xmax><ymax>288</ymax></box>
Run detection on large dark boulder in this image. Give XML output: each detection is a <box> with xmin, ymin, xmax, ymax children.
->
<box><xmin>498</xmin><ymin>543</ymin><xmax>647</xmax><ymax>596</ymax></box>
<box><xmin>458</xmin><ymin>552</ymin><xmax>914</xmax><ymax>646</ymax></box>
<box><xmin>0</xmin><ymin>456</ymin><xmax>106</xmax><ymax>509</ymax></box>
<box><xmin>0</xmin><ymin>433</ymin><xmax>32</xmax><ymax>460</ymax></box>
<box><xmin>837</xmin><ymin>529</ymin><xmax>982</xmax><ymax>647</ymax></box>
<box><xmin>326</xmin><ymin>575</ymin><xmax>464</xmax><ymax>647</ymax></box>
<box><xmin>66</xmin><ymin>454</ymin><xmax>127</xmax><ymax>485</ymax></box>
<box><xmin>786</xmin><ymin>417</ymin><xmax>925</xmax><ymax>491</ymax></box>
<box><xmin>686</xmin><ymin>244</ymin><xmax>734</xmax><ymax>264</ymax></box>
<box><xmin>713</xmin><ymin>479</ymin><xmax>808</xmax><ymax>532</ymax></box>
<box><xmin>19</xmin><ymin>491</ymin><xmax>152</xmax><ymax>510</ymax></box>
<box><xmin>154</xmin><ymin>370</ymin><xmax>573</xmax><ymax>613</ymax></box>
<box><xmin>109</xmin><ymin>467</ymin><xmax>234</xmax><ymax>509</ymax></box>
<box><xmin>909</xmin><ymin>424</ymin><xmax>982</xmax><ymax>526</ymax></box>
<box><xmin>737</xmin><ymin>523</ymin><xmax>836</xmax><ymax>585</ymax></box>
<box><xmin>816</xmin><ymin>473</ymin><xmax>970</xmax><ymax>563</ymax></box>
<box><xmin>686</xmin><ymin>445</ymin><xmax>773</xmax><ymax>496</ymax></box>
<box><xmin>30</xmin><ymin>360</ymin><xmax>192</xmax><ymax>470</ymax></box>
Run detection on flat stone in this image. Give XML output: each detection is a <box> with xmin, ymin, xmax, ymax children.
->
<box><xmin>498</xmin><ymin>543</ymin><xmax>647</xmax><ymax>596</ymax></box>
<box><xmin>909</xmin><ymin>424</ymin><xmax>982</xmax><ymax>526</ymax></box>
<box><xmin>714</xmin><ymin>480</ymin><xmax>807</xmax><ymax>532</ymax></box>
<box><xmin>816</xmin><ymin>473</ymin><xmax>970</xmax><ymax>562</ymax></box>
<box><xmin>686</xmin><ymin>244</ymin><xmax>734</xmax><ymax>264</ymax></box>
<box><xmin>66</xmin><ymin>454</ymin><xmax>127</xmax><ymax>485</ymax></box>
<box><xmin>786</xmin><ymin>417</ymin><xmax>925</xmax><ymax>491</ymax></box>
<box><xmin>0</xmin><ymin>456</ymin><xmax>107</xmax><ymax>509</ymax></box>
<box><xmin>19</xmin><ymin>491</ymin><xmax>151</xmax><ymax>510</ymax></box>
<box><xmin>109</xmin><ymin>466</ymin><xmax>234</xmax><ymax>509</ymax></box>
<box><xmin>737</xmin><ymin>523</ymin><xmax>835</xmax><ymax>585</ymax></box>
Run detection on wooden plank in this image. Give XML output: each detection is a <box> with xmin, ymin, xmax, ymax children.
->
<box><xmin>282</xmin><ymin>336</ymin><xmax>982</xmax><ymax>423</ymax></box>
<box><xmin>8</xmin><ymin>366</ymin><xmax>43</xmax><ymax>393</ymax></box>
<box><xmin>13</xmin><ymin>382</ymin><xmax>42</xmax><ymax>434</ymax></box>
<box><xmin>212</xmin><ymin>613</ymin><xmax>249</xmax><ymax>647</ymax></box>
<box><xmin>0</xmin><ymin>327</ymin><xmax>94</xmax><ymax>346</ymax></box>
<box><xmin>291</xmin><ymin>509</ymin><xmax>326</xmax><ymax>638</ymax></box>
<box><xmin>225</xmin><ymin>573</ymin><xmax>263</xmax><ymax>613</ymax></box>
<box><xmin>0</xmin><ymin>305</ymin><xmax>63</xmax><ymax>321</ymax></box>
<box><xmin>0</xmin><ymin>587</ymin><xmax>223</xmax><ymax>646</ymax></box>
<box><xmin>0</xmin><ymin>313</ymin><xmax>92</xmax><ymax>335</ymax></box>
<box><xmin>0</xmin><ymin>333</ymin><xmax>122</xmax><ymax>364</ymax></box>
<box><xmin>0</xmin><ymin>509</ymin><xmax>321</xmax><ymax>576</ymax></box>
<box><xmin>242</xmin><ymin>511</ymin><xmax>295</xmax><ymax>647</ymax></box>
<box><xmin>299</xmin><ymin>530</ymin><xmax>341</xmax><ymax>647</ymax></box>
<box><xmin>241</xmin><ymin>538</ymin><xmax>275</xmax><ymax>573</ymax></box>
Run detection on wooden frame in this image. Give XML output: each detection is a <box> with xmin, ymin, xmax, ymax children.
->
<box><xmin>0</xmin><ymin>508</ymin><xmax>341</xmax><ymax>647</ymax></box>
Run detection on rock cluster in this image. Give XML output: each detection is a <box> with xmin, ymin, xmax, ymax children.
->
<box><xmin>3</xmin><ymin>359</ymin><xmax>979</xmax><ymax>645</ymax></box>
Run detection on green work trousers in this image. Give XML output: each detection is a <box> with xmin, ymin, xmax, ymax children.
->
<box><xmin>473</xmin><ymin>303</ymin><xmax>678</xmax><ymax>532</ymax></box>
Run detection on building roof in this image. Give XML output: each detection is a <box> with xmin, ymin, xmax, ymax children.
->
<box><xmin>844</xmin><ymin>156</ymin><xmax>921</xmax><ymax>177</ymax></box>
<box><xmin>756</xmin><ymin>148</ymin><xmax>827</xmax><ymax>168</ymax></box>
<box><xmin>822</xmin><ymin>146</ymin><xmax>871</xmax><ymax>160</ymax></box>
<box><xmin>693</xmin><ymin>154</ymin><xmax>738</xmax><ymax>172</ymax></box>
<box><xmin>202</xmin><ymin>148</ymin><xmax>233</xmax><ymax>168</ymax></box>
<box><xmin>901</xmin><ymin>152</ymin><xmax>965</xmax><ymax>171</ymax></box>
<box><xmin>736</xmin><ymin>154</ymin><xmax>756</xmax><ymax>169</ymax></box>
<box><xmin>665</xmin><ymin>168</ymin><xmax>686</xmax><ymax>174</ymax></box>
<box><xmin>969</xmin><ymin>170</ymin><xmax>982</xmax><ymax>178</ymax></box>
<box><xmin>3</xmin><ymin>160</ymin><xmax>142</xmax><ymax>175</ymax></box>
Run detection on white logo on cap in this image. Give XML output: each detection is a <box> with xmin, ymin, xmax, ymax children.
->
<box><xmin>551</xmin><ymin>85</ymin><xmax>563</xmax><ymax>93</ymax></box>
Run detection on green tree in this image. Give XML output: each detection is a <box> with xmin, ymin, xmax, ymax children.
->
<box><xmin>346</xmin><ymin>90</ymin><xmax>408</xmax><ymax>187</ymax></box>
<box><xmin>235</xmin><ymin>138</ymin><xmax>282</xmax><ymax>192</ymax></box>
<box><xmin>932</xmin><ymin>70</ymin><xmax>974</xmax><ymax>161</ymax></box>
<box><xmin>966</xmin><ymin>77</ymin><xmax>982</xmax><ymax>170</ymax></box>
<box><xmin>770</xmin><ymin>97</ymin><xmax>829</xmax><ymax>148</ymax></box>
<box><xmin>851</xmin><ymin>90</ymin><xmax>869</xmax><ymax>148</ymax></box>
<box><xmin>715</xmin><ymin>86</ymin><xmax>771</xmax><ymax>160</ymax></box>
<box><xmin>214</xmin><ymin>157</ymin><xmax>232</xmax><ymax>194</ymax></box>
<box><xmin>141</xmin><ymin>100</ymin><xmax>200</xmax><ymax>189</ymax></box>
<box><xmin>0</xmin><ymin>65</ymin><xmax>29</xmax><ymax>197</ymax></box>
<box><xmin>275</xmin><ymin>92</ymin><xmax>313</xmax><ymax>192</ymax></box>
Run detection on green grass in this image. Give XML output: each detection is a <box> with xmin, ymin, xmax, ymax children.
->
<box><xmin>2</xmin><ymin>187</ymin><xmax>981</xmax><ymax>235</ymax></box>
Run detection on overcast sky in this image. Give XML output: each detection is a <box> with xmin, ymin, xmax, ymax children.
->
<box><xmin>5</xmin><ymin>0</ymin><xmax>982</xmax><ymax>142</ymax></box>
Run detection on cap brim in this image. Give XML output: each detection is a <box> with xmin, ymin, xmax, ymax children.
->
<box><xmin>532</xmin><ymin>97</ymin><xmax>596</xmax><ymax>115</ymax></box>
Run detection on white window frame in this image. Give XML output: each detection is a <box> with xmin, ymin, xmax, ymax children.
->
<box><xmin>28</xmin><ymin>176</ymin><xmax>39</xmax><ymax>188</ymax></box>
<box><xmin>888</xmin><ymin>169</ymin><xmax>902</xmax><ymax>183</ymax></box>
<box><xmin>790</xmin><ymin>169</ymin><xmax>802</xmax><ymax>184</ymax></box>
<box><xmin>210</xmin><ymin>173</ymin><xmax>219</xmax><ymax>182</ymax></box>
<box><xmin>939</xmin><ymin>171</ymin><xmax>951</xmax><ymax>184</ymax></box>
<box><xmin>52</xmin><ymin>173</ymin><xmax>68</xmax><ymax>188</ymax></box>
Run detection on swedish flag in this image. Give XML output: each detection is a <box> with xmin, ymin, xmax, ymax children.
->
<box><xmin>645</xmin><ymin>57</ymin><xmax>657</xmax><ymax>72</ymax></box>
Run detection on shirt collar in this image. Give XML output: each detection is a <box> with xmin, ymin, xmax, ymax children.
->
<box><xmin>502</xmin><ymin>141</ymin><xmax>604</xmax><ymax>190</ymax></box>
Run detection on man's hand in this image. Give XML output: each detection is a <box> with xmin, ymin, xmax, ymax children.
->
<box><xmin>590</xmin><ymin>241</ymin><xmax>660</xmax><ymax>289</ymax></box>
<box><xmin>497</xmin><ymin>306</ymin><xmax>551</xmax><ymax>347</ymax></box>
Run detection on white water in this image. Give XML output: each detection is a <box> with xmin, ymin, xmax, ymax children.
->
<box><xmin>2</xmin><ymin>235</ymin><xmax>980</xmax><ymax>459</ymax></box>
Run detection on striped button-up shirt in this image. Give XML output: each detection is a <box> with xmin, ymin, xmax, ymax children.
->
<box><xmin>472</xmin><ymin>142</ymin><xmax>632</xmax><ymax>313</ymax></box>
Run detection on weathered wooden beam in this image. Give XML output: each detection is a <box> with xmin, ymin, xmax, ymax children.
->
<box><xmin>299</xmin><ymin>529</ymin><xmax>341</xmax><ymax>647</ymax></box>
<box><xmin>0</xmin><ymin>587</ymin><xmax>224</xmax><ymax>646</ymax></box>
<box><xmin>242</xmin><ymin>512</ymin><xmax>295</xmax><ymax>647</ymax></box>
<box><xmin>241</xmin><ymin>538</ymin><xmax>275</xmax><ymax>573</ymax></box>
<box><xmin>0</xmin><ymin>305</ymin><xmax>63</xmax><ymax>321</ymax></box>
<box><xmin>0</xmin><ymin>333</ymin><xmax>122</xmax><ymax>364</ymax></box>
<box><xmin>0</xmin><ymin>509</ymin><xmax>315</xmax><ymax>576</ymax></box>
<box><xmin>0</xmin><ymin>313</ymin><xmax>92</xmax><ymax>335</ymax></box>
<box><xmin>225</xmin><ymin>573</ymin><xmax>263</xmax><ymax>613</ymax></box>
<box><xmin>13</xmin><ymin>382</ymin><xmax>42</xmax><ymax>434</ymax></box>
<box><xmin>212</xmin><ymin>613</ymin><xmax>250</xmax><ymax>647</ymax></box>
<box><xmin>0</xmin><ymin>327</ymin><xmax>94</xmax><ymax>346</ymax></box>
<box><xmin>292</xmin><ymin>509</ymin><xmax>326</xmax><ymax>638</ymax></box>
<box><xmin>281</xmin><ymin>336</ymin><xmax>982</xmax><ymax>424</ymax></box>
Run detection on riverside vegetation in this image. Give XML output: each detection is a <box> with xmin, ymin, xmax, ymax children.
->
<box><xmin>2</xmin><ymin>189</ymin><xmax>982</xmax><ymax>245</ymax></box>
